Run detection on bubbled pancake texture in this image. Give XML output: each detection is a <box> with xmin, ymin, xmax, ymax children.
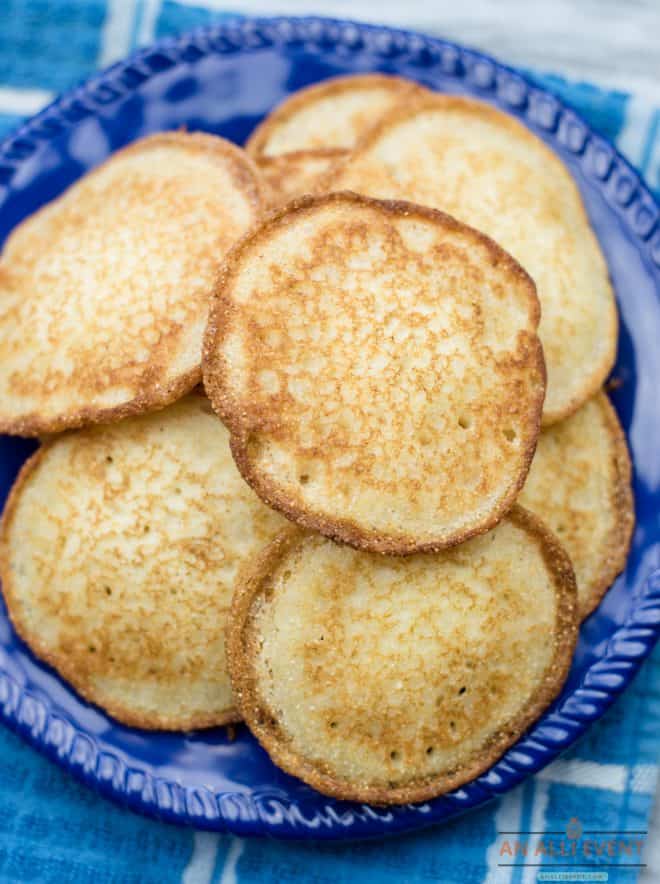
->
<box><xmin>0</xmin><ymin>134</ymin><xmax>262</xmax><ymax>434</ymax></box>
<box><xmin>249</xmin><ymin>76</ymin><xmax>417</xmax><ymax>156</ymax></box>
<box><xmin>328</xmin><ymin>97</ymin><xmax>617</xmax><ymax>424</ymax></box>
<box><xmin>247</xmin><ymin>518</ymin><xmax>564</xmax><ymax>792</ymax></box>
<box><xmin>1</xmin><ymin>396</ymin><xmax>287</xmax><ymax>729</ymax></box>
<box><xmin>207</xmin><ymin>195</ymin><xmax>544</xmax><ymax>551</ymax></box>
<box><xmin>519</xmin><ymin>391</ymin><xmax>633</xmax><ymax>618</ymax></box>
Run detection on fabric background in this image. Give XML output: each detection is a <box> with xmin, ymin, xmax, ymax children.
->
<box><xmin>0</xmin><ymin>2</ymin><xmax>658</xmax><ymax>882</ymax></box>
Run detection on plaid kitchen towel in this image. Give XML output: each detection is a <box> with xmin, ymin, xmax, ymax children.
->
<box><xmin>0</xmin><ymin>2</ymin><xmax>659</xmax><ymax>883</ymax></box>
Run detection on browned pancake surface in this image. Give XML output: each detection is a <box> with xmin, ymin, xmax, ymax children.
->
<box><xmin>228</xmin><ymin>507</ymin><xmax>578</xmax><ymax>804</ymax></box>
<box><xmin>204</xmin><ymin>192</ymin><xmax>545</xmax><ymax>553</ymax></box>
<box><xmin>0</xmin><ymin>132</ymin><xmax>266</xmax><ymax>436</ymax></box>
<box><xmin>322</xmin><ymin>94</ymin><xmax>618</xmax><ymax>424</ymax></box>
<box><xmin>519</xmin><ymin>391</ymin><xmax>634</xmax><ymax>618</ymax></box>
<box><xmin>0</xmin><ymin>395</ymin><xmax>287</xmax><ymax>729</ymax></box>
<box><xmin>246</xmin><ymin>73</ymin><xmax>422</xmax><ymax>158</ymax></box>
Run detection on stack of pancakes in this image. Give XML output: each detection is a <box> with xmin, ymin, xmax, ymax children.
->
<box><xmin>0</xmin><ymin>75</ymin><xmax>633</xmax><ymax>805</ymax></box>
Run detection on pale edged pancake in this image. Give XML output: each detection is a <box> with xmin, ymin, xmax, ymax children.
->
<box><xmin>258</xmin><ymin>149</ymin><xmax>343</xmax><ymax>206</ymax></box>
<box><xmin>321</xmin><ymin>94</ymin><xmax>618</xmax><ymax>425</ymax></box>
<box><xmin>0</xmin><ymin>132</ymin><xmax>267</xmax><ymax>437</ymax></box>
<box><xmin>227</xmin><ymin>507</ymin><xmax>578</xmax><ymax>805</ymax></box>
<box><xmin>518</xmin><ymin>390</ymin><xmax>634</xmax><ymax>619</ymax></box>
<box><xmin>0</xmin><ymin>394</ymin><xmax>287</xmax><ymax>730</ymax></box>
<box><xmin>204</xmin><ymin>192</ymin><xmax>545</xmax><ymax>554</ymax></box>
<box><xmin>246</xmin><ymin>73</ymin><xmax>422</xmax><ymax>158</ymax></box>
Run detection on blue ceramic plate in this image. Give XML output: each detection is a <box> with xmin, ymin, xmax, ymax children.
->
<box><xmin>0</xmin><ymin>16</ymin><xmax>659</xmax><ymax>840</ymax></box>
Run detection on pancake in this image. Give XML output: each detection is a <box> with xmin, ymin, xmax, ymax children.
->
<box><xmin>246</xmin><ymin>73</ymin><xmax>421</xmax><ymax>158</ymax></box>
<box><xmin>0</xmin><ymin>394</ymin><xmax>287</xmax><ymax>730</ymax></box>
<box><xmin>518</xmin><ymin>390</ymin><xmax>634</xmax><ymax>619</ymax></box>
<box><xmin>258</xmin><ymin>149</ymin><xmax>342</xmax><ymax>205</ymax></box>
<box><xmin>0</xmin><ymin>131</ymin><xmax>266</xmax><ymax>437</ymax></box>
<box><xmin>227</xmin><ymin>507</ymin><xmax>578</xmax><ymax>805</ymax></box>
<box><xmin>204</xmin><ymin>192</ymin><xmax>545</xmax><ymax>554</ymax></box>
<box><xmin>322</xmin><ymin>94</ymin><xmax>618</xmax><ymax>425</ymax></box>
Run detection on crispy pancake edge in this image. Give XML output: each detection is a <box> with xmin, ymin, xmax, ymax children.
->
<box><xmin>245</xmin><ymin>73</ymin><xmax>424</xmax><ymax>158</ymax></box>
<box><xmin>316</xmin><ymin>93</ymin><xmax>618</xmax><ymax>426</ymax></box>
<box><xmin>203</xmin><ymin>190</ymin><xmax>546</xmax><ymax>555</ymax></box>
<box><xmin>0</xmin><ymin>440</ymin><xmax>242</xmax><ymax>731</ymax></box>
<box><xmin>227</xmin><ymin>505</ymin><xmax>578</xmax><ymax>805</ymax></box>
<box><xmin>0</xmin><ymin>130</ymin><xmax>268</xmax><ymax>438</ymax></box>
<box><xmin>580</xmin><ymin>392</ymin><xmax>634</xmax><ymax>619</ymax></box>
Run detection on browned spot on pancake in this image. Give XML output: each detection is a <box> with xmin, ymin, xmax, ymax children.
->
<box><xmin>0</xmin><ymin>394</ymin><xmax>288</xmax><ymax>730</ymax></box>
<box><xmin>258</xmin><ymin>149</ymin><xmax>345</xmax><ymax>206</ymax></box>
<box><xmin>321</xmin><ymin>93</ymin><xmax>617</xmax><ymax>425</ymax></box>
<box><xmin>204</xmin><ymin>192</ymin><xmax>545</xmax><ymax>554</ymax></box>
<box><xmin>227</xmin><ymin>507</ymin><xmax>578</xmax><ymax>804</ymax></box>
<box><xmin>0</xmin><ymin>132</ymin><xmax>267</xmax><ymax>436</ymax></box>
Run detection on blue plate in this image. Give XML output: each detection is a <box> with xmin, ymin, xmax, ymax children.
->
<box><xmin>0</xmin><ymin>16</ymin><xmax>659</xmax><ymax>840</ymax></box>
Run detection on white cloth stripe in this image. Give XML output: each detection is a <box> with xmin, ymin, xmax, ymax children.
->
<box><xmin>522</xmin><ymin>781</ymin><xmax>550</xmax><ymax>884</ymax></box>
<box><xmin>537</xmin><ymin>760</ymin><xmax>658</xmax><ymax>795</ymax></box>
<box><xmin>633</xmin><ymin>765</ymin><xmax>660</xmax><ymax>795</ymax></box>
<box><xmin>182</xmin><ymin>831</ymin><xmax>221</xmax><ymax>884</ymax></box>
<box><xmin>219</xmin><ymin>837</ymin><xmax>245</xmax><ymax>884</ymax></box>
<box><xmin>173</xmin><ymin>0</ymin><xmax>660</xmax><ymax>98</ymax></box>
<box><xmin>484</xmin><ymin>787</ymin><xmax>523</xmax><ymax>884</ymax></box>
<box><xmin>98</xmin><ymin>0</ymin><xmax>139</xmax><ymax>67</ymax></box>
<box><xmin>0</xmin><ymin>86</ymin><xmax>54</xmax><ymax>117</ymax></box>
<box><xmin>640</xmin><ymin>768</ymin><xmax>660</xmax><ymax>884</ymax></box>
<box><xmin>618</xmin><ymin>94</ymin><xmax>657</xmax><ymax>168</ymax></box>
<box><xmin>137</xmin><ymin>0</ymin><xmax>163</xmax><ymax>46</ymax></box>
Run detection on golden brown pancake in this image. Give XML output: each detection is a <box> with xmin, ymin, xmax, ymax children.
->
<box><xmin>227</xmin><ymin>507</ymin><xmax>578</xmax><ymax>804</ymax></box>
<box><xmin>322</xmin><ymin>94</ymin><xmax>617</xmax><ymax>425</ymax></box>
<box><xmin>204</xmin><ymin>192</ymin><xmax>545</xmax><ymax>554</ymax></box>
<box><xmin>0</xmin><ymin>394</ymin><xmax>287</xmax><ymax>730</ymax></box>
<box><xmin>519</xmin><ymin>390</ymin><xmax>634</xmax><ymax>618</ymax></box>
<box><xmin>246</xmin><ymin>73</ymin><xmax>421</xmax><ymax>158</ymax></box>
<box><xmin>258</xmin><ymin>149</ymin><xmax>343</xmax><ymax>206</ymax></box>
<box><xmin>0</xmin><ymin>132</ymin><xmax>267</xmax><ymax>436</ymax></box>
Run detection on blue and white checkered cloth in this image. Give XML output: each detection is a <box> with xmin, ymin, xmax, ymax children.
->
<box><xmin>0</xmin><ymin>3</ymin><xmax>659</xmax><ymax>883</ymax></box>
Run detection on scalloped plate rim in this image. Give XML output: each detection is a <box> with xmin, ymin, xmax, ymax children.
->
<box><xmin>0</xmin><ymin>14</ymin><xmax>658</xmax><ymax>839</ymax></box>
